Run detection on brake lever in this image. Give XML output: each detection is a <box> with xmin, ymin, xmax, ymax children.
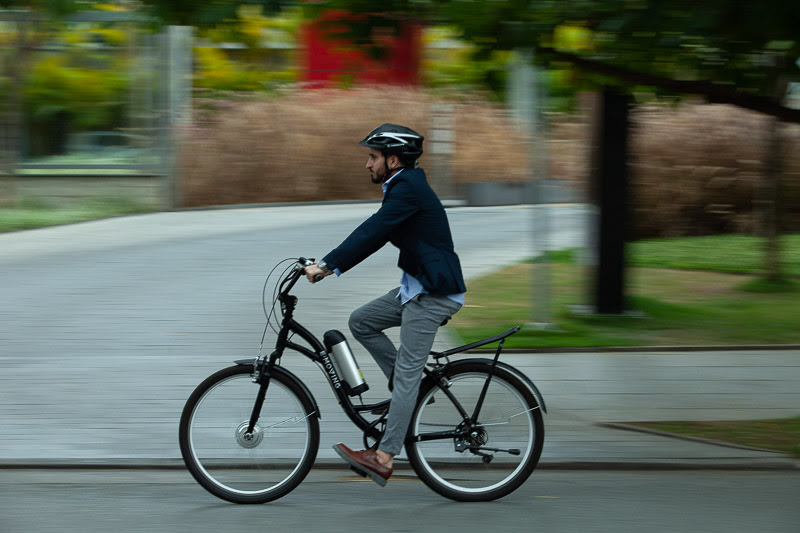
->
<box><xmin>297</xmin><ymin>257</ymin><xmax>325</xmax><ymax>282</ymax></box>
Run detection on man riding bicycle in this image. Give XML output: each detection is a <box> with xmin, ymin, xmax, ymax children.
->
<box><xmin>305</xmin><ymin>123</ymin><xmax>466</xmax><ymax>486</ymax></box>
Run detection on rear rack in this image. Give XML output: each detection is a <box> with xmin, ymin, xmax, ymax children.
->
<box><xmin>431</xmin><ymin>326</ymin><xmax>521</xmax><ymax>359</ymax></box>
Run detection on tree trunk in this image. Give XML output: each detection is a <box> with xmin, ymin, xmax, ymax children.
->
<box><xmin>591</xmin><ymin>88</ymin><xmax>631</xmax><ymax>314</ymax></box>
<box><xmin>759</xmin><ymin>75</ymin><xmax>789</xmax><ymax>283</ymax></box>
<box><xmin>761</xmin><ymin>116</ymin><xmax>783</xmax><ymax>281</ymax></box>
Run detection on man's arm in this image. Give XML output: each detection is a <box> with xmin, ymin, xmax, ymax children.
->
<box><xmin>321</xmin><ymin>180</ymin><xmax>419</xmax><ymax>274</ymax></box>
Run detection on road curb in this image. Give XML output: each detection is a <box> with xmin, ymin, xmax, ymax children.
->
<box><xmin>1</xmin><ymin>458</ymin><xmax>797</xmax><ymax>472</ymax></box>
<box><xmin>469</xmin><ymin>344</ymin><xmax>800</xmax><ymax>354</ymax></box>
<box><xmin>598</xmin><ymin>422</ymin><xmax>793</xmax><ymax>454</ymax></box>
<box><xmin>536</xmin><ymin>460</ymin><xmax>800</xmax><ymax>471</ymax></box>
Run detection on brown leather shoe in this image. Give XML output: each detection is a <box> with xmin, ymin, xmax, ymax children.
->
<box><xmin>332</xmin><ymin>443</ymin><xmax>393</xmax><ymax>487</ymax></box>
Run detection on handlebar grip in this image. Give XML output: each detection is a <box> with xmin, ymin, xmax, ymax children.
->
<box><xmin>313</xmin><ymin>274</ymin><xmax>325</xmax><ymax>283</ymax></box>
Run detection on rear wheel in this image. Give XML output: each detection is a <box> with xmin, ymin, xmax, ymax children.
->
<box><xmin>406</xmin><ymin>362</ymin><xmax>544</xmax><ymax>502</ymax></box>
<box><xmin>179</xmin><ymin>365</ymin><xmax>319</xmax><ymax>504</ymax></box>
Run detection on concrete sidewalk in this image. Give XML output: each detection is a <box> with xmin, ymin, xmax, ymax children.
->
<box><xmin>2</xmin><ymin>349</ymin><xmax>797</xmax><ymax>471</ymax></box>
<box><xmin>1</xmin><ymin>205</ymin><xmax>798</xmax><ymax>471</ymax></box>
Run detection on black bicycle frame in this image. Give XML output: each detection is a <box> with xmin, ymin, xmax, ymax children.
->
<box><xmin>407</xmin><ymin>336</ymin><xmax>515</xmax><ymax>450</ymax></box>
<box><xmin>247</xmin><ymin>263</ymin><xmax>514</xmax><ymax>448</ymax></box>
<box><xmin>247</xmin><ymin>266</ymin><xmax>391</xmax><ymax>441</ymax></box>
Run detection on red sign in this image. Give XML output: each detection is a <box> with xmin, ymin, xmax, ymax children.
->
<box><xmin>300</xmin><ymin>11</ymin><xmax>421</xmax><ymax>87</ymax></box>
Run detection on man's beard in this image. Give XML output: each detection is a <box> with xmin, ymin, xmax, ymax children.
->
<box><xmin>370</xmin><ymin>163</ymin><xmax>387</xmax><ymax>184</ymax></box>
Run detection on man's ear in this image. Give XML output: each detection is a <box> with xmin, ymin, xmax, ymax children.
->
<box><xmin>387</xmin><ymin>154</ymin><xmax>401</xmax><ymax>169</ymax></box>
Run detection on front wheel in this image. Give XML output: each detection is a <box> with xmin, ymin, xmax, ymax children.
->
<box><xmin>179</xmin><ymin>365</ymin><xmax>320</xmax><ymax>504</ymax></box>
<box><xmin>406</xmin><ymin>362</ymin><xmax>544</xmax><ymax>502</ymax></box>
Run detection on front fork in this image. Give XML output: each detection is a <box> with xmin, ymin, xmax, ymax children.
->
<box><xmin>246</xmin><ymin>352</ymin><xmax>279</xmax><ymax>434</ymax></box>
<box><xmin>247</xmin><ymin>310</ymin><xmax>294</xmax><ymax>433</ymax></box>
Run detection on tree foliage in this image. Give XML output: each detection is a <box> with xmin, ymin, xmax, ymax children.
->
<box><xmin>0</xmin><ymin>0</ymin><xmax>80</xmax><ymax>17</ymax></box>
<box><xmin>317</xmin><ymin>0</ymin><xmax>800</xmax><ymax>101</ymax></box>
<box><xmin>4</xmin><ymin>0</ymin><xmax>797</xmax><ymax>99</ymax></box>
<box><xmin>136</xmin><ymin>0</ymin><xmax>289</xmax><ymax>26</ymax></box>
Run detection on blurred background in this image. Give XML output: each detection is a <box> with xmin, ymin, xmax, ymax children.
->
<box><xmin>1</xmin><ymin>1</ymin><xmax>798</xmax><ymax>234</ymax></box>
<box><xmin>1</xmin><ymin>6</ymin><xmax>799</xmax><ymax>520</ymax></box>
<box><xmin>1</xmin><ymin>1</ymin><xmax>799</xmax><ymax>325</ymax></box>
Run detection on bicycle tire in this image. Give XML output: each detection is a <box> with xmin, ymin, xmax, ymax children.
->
<box><xmin>406</xmin><ymin>362</ymin><xmax>544</xmax><ymax>502</ymax></box>
<box><xmin>179</xmin><ymin>365</ymin><xmax>320</xmax><ymax>504</ymax></box>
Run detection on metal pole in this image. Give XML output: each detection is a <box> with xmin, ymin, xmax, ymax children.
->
<box><xmin>508</xmin><ymin>49</ymin><xmax>553</xmax><ymax>327</ymax></box>
<box><xmin>161</xmin><ymin>25</ymin><xmax>193</xmax><ymax>210</ymax></box>
<box><xmin>429</xmin><ymin>103</ymin><xmax>454</xmax><ymax>197</ymax></box>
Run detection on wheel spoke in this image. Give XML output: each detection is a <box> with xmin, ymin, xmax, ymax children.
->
<box><xmin>478</xmin><ymin>406</ymin><xmax>540</xmax><ymax>426</ymax></box>
<box><xmin>179</xmin><ymin>366</ymin><xmax>319</xmax><ymax>503</ymax></box>
<box><xmin>407</xmin><ymin>365</ymin><xmax>544</xmax><ymax>501</ymax></box>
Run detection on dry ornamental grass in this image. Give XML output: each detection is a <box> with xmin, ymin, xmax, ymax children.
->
<box><xmin>177</xmin><ymin>88</ymin><xmax>800</xmax><ymax>238</ymax></box>
<box><xmin>178</xmin><ymin>87</ymin><xmax>530</xmax><ymax>207</ymax></box>
<box><xmin>629</xmin><ymin>102</ymin><xmax>800</xmax><ymax>238</ymax></box>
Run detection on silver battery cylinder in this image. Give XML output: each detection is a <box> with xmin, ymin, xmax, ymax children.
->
<box><xmin>323</xmin><ymin>330</ymin><xmax>369</xmax><ymax>396</ymax></box>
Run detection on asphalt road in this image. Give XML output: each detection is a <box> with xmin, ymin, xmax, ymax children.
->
<box><xmin>2</xmin><ymin>203</ymin><xmax>799</xmax><ymax>533</ymax></box>
<box><xmin>0</xmin><ymin>204</ymin><xmax>590</xmax><ymax>462</ymax></box>
<box><xmin>1</xmin><ymin>203</ymin><xmax>798</xmax><ymax>469</ymax></box>
<box><xmin>1</xmin><ymin>469</ymin><xmax>798</xmax><ymax>533</ymax></box>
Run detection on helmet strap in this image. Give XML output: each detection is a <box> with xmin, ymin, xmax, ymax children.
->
<box><xmin>373</xmin><ymin>153</ymin><xmax>401</xmax><ymax>184</ymax></box>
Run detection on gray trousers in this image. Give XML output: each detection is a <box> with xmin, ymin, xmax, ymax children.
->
<box><xmin>349</xmin><ymin>288</ymin><xmax>462</xmax><ymax>455</ymax></box>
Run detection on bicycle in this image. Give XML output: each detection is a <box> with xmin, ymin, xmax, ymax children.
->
<box><xmin>179</xmin><ymin>258</ymin><xmax>546</xmax><ymax>504</ymax></box>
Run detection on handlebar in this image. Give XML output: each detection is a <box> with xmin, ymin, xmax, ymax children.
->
<box><xmin>295</xmin><ymin>256</ymin><xmax>326</xmax><ymax>283</ymax></box>
<box><xmin>275</xmin><ymin>257</ymin><xmax>309</xmax><ymax>297</ymax></box>
<box><xmin>274</xmin><ymin>258</ymin><xmax>326</xmax><ymax>311</ymax></box>
<box><xmin>262</xmin><ymin>257</ymin><xmax>324</xmax><ymax>325</ymax></box>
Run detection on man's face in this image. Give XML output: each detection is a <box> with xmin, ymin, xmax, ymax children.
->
<box><xmin>366</xmin><ymin>148</ymin><xmax>387</xmax><ymax>184</ymax></box>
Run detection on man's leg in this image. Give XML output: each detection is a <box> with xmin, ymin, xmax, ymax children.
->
<box><xmin>348</xmin><ymin>288</ymin><xmax>403</xmax><ymax>379</ymax></box>
<box><xmin>378</xmin><ymin>295</ymin><xmax>462</xmax><ymax>456</ymax></box>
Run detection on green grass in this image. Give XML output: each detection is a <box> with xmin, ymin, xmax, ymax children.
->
<box><xmin>0</xmin><ymin>198</ymin><xmax>153</xmax><ymax>233</ymax></box>
<box><xmin>737</xmin><ymin>277</ymin><xmax>798</xmax><ymax>293</ymax></box>
<box><xmin>457</xmin><ymin>237</ymin><xmax>800</xmax><ymax>452</ymax></box>
<box><xmin>629</xmin><ymin>234</ymin><xmax>800</xmax><ymax>275</ymax></box>
<box><xmin>452</xmin><ymin>234</ymin><xmax>800</xmax><ymax>348</ymax></box>
<box><xmin>626</xmin><ymin>417</ymin><xmax>800</xmax><ymax>458</ymax></box>
<box><xmin>534</xmin><ymin>235</ymin><xmax>800</xmax><ymax>275</ymax></box>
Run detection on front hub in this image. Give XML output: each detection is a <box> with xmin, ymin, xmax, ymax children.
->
<box><xmin>236</xmin><ymin>421</ymin><xmax>264</xmax><ymax>449</ymax></box>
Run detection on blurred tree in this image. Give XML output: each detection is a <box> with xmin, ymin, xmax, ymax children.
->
<box><xmin>313</xmin><ymin>1</ymin><xmax>799</xmax><ymax>108</ymax></box>
<box><xmin>0</xmin><ymin>0</ymin><xmax>292</xmax><ymax>204</ymax></box>
<box><xmin>317</xmin><ymin>0</ymin><xmax>800</xmax><ymax>286</ymax></box>
<box><xmin>0</xmin><ymin>1</ymin><xmax>80</xmax><ymax>17</ymax></box>
<box><xmin>138</xmin><ymin>0</ymin><xmax>292</xmax><ymax>26</ymax></box>
<box><xmin>0</xmin><ymin>1</ymin><xmax>84</xmax><ymax>205</ymax></box>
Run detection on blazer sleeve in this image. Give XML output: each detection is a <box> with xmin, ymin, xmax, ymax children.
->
<box><xmin>323</xmin><ymin>180</ymin><xmax>418</xmax><ymax>273</ymax></box>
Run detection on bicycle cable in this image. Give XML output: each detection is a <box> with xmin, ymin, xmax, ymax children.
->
<box><xmin>258</xmin><ymin>258</ymin><xmax>301</xmax><ymax>356</ymax></box>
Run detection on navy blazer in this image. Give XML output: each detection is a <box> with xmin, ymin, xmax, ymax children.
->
<box><xmin>322</xmin><ymin>168</ymin><xmax>467</xmax><ymax>296</ymax></box>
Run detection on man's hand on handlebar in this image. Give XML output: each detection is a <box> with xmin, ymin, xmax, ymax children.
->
<box><xmin>305</xmin><ymin>263</ymin><xmax>333</xmax><ymax>284</ymax></box>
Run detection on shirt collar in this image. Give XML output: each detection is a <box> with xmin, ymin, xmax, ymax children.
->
<box><xmin>381</xmin><ymin>168</ymin><xmax>405</xmax><ymax>195</ymax></box>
